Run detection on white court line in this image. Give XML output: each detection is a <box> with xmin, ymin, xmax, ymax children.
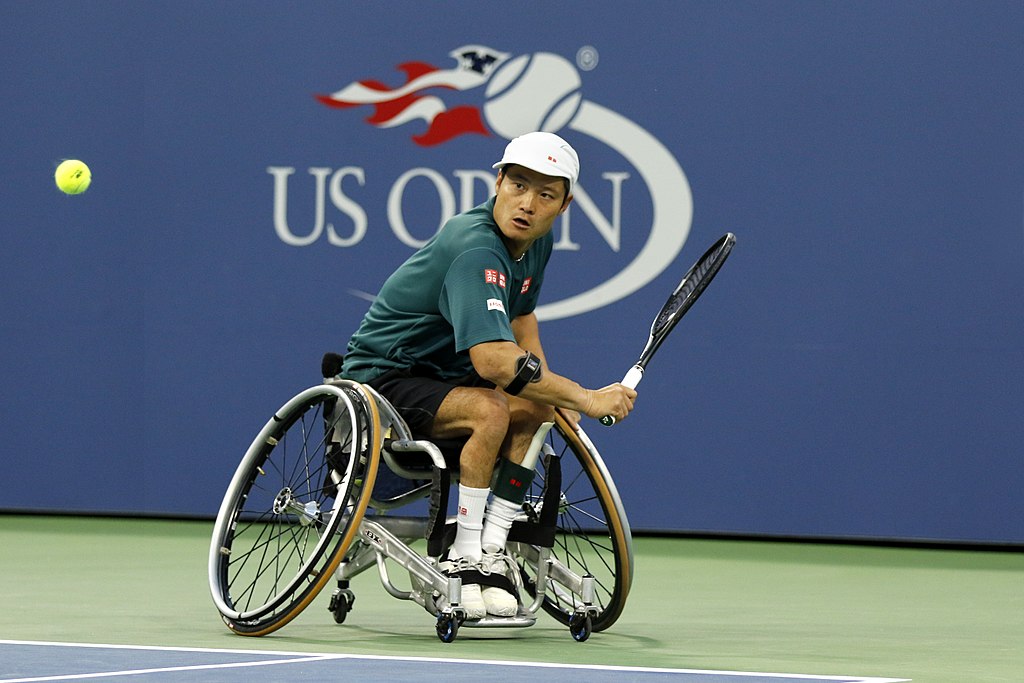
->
<box><xmin>0</xmin><ymin>655</ymin><xmax>338</xmax><ymax>683</ymax></box>
<box><xmin>0</xmin><ymin>640</ymin><xmax>910</xmax><ymax>683</ymax></box>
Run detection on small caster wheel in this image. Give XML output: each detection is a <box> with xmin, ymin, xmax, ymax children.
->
<box><xmin>568</xmin><ymin>612</ymin><xmax>592</xmax><ymax>642</ymax></box>
<box><xmin>328</xmin><ymin>588</ymin><xmax>355</xmax><ymax>624</ymax></box>
<box><xmin>436</xmin><ymin>613</ymin><xmax>460</xmax><ymax>643</ymax></box>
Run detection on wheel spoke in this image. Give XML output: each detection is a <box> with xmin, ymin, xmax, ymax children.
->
<box><xmin>516</xmin><ymin>417</ymin><xmax>631</xmax><ymax>631</ymax></box>
<box><xmin>210</xmin><ymin>383</ymin><xmax>381</xmax><ymax>634</ymax></box>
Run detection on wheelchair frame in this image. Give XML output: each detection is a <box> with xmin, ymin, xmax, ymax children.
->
<box><xmin>208</xmin><ymin>377</ymin><xmax>633</xmax><ymax>643</ymax></box>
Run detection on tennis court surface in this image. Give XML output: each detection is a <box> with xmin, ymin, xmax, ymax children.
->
<box><xmin>1</xmin><ymin>516</ymin><xmax>1020</xmax><ymax>682</ymax></box>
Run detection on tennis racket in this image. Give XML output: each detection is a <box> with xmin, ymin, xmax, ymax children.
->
<box><xmin>601</xmin><ymin>232</ymin><xmax>735</xmax><ymax>425</ymax></box>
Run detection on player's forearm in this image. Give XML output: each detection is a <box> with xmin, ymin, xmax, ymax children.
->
<box><xmin>469</xmin><ymin>340</ymin><xmax>591</xmax><ymax>412</ymax></box>
<box><xmin>516</xmin><ymin>370</ymin><xmax>594</xmax><ymax>414</ymax></box>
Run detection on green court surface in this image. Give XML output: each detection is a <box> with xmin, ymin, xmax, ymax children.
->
<box><xmin>1</xmin><ymin>515</ymin><xmax>1020</xmax><ymax>682</ymax></box>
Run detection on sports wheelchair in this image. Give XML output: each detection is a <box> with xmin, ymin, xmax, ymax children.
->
<box><xmin>208</xmin><ymin>355</ymin><xmax>633</xmax><ymax>643</ymax></box>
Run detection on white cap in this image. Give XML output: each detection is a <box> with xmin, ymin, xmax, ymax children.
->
<box><xmin>492</xmin><ymin>132</ymin><xmax>580</xmax><ymax>192</ymax></box>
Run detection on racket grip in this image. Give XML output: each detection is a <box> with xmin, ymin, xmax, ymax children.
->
<box><xmin>599</xmin><ymin>365</ymin><xmax>644</xmax><ymax>426</ymax></box>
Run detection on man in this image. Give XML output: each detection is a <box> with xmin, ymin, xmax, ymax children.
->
<box><xmin>342</xmin><ymin>132</ymin><xmax>636</xmax><ymax>618</ymax></box>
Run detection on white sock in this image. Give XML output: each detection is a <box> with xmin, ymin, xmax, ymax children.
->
<box><xmin>451</xmin><ymin>484</ymin><xmax>489</xmax><ymax>562</ymax></box>
<box><xmin>481</xmin><ymin>496</ymin><xmax>522</xmax><ymax>554</ymax></box>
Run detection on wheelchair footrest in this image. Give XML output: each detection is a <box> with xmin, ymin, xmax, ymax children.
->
<box><xmin>459</xmin><ymin>613</ymin><xmax>537</xmax><ymax>629</ymax></box>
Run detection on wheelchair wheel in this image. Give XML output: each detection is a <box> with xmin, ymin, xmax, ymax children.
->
<box><xmin>517</xmin><ymin>410</ymin><xmax>634</xmax><ymax>633</ymax></box>
<box><xmin>208</xmin><ymin>381</ymin><xmax>381</xmax><ymax>636</ymax></box>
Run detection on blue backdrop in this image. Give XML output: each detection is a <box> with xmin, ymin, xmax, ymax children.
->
<box><xmin>2</xmin><ymin>1</ymin><xmax>1021</xmax><ymax>544</ymax></box>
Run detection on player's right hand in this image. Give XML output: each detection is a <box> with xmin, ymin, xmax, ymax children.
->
<box><xmin>584</xmin><ymin>384</ymin><xmax>637</xmax><ymax>422</ymax></box>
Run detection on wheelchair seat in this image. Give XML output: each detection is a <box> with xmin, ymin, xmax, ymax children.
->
<box><xmin>321</xmin><ymin>352</ymin><xmax>464</xmax><ymax>477</ymax></box>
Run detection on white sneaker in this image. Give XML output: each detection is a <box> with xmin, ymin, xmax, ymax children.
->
<box><xmin>438</xmin><ymin>556</ymin><xmax>486</xmax><ymax>619</ymax></box>
<box><xmin>458</xmin><ymin>583</ymin><xmax>487</xmax><ymax>619</ymax></box>
<box><xmin>478</xmin><ymin>552</ymin><xmax>519</xmax><ymax>617</ymax></box>
<box><xmin>481</xmin><ymin>585</ymin><xmax>518</xmax><ymax>616</ymax></box>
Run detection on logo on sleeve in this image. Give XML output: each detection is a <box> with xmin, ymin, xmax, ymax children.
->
<box><xmin>487</xmin><ymin>298</ymin><xmax>506</xmax><ymax>313</ymax></box>
<box><xmin>521</xmin><ymin>277</ymin><xmax>532</xmax><ymax>294</ymax></box>
<box><xmin>484</xmin><ymin>269</ymin><xmax>507</xmax><ymax>288</ymax></box>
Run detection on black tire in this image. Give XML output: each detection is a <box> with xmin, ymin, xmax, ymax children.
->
<box><xmin>569</xmin><ymin>612</ymin><xmax>593</xmax><ymax>642</ymax></box>
<box><xmin>517</xmin><ymin>410</ymin><xmax>633</xmax><ymax>632</ymax></box>
<box><xmin>209</xmin><ymin>381</ymin><xmax>381</xmax><ymax>636</ymax></box>
<box><xmin>436</xmin><ymin>613</ymin><xmax>460</xmax><ymax>643</ymax></box>
<box><xmin>329</xmin><ymin>587</ymin><xmax>355</xmax><ymax>624</ymax></box>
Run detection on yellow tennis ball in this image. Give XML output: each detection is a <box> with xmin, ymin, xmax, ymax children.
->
<box><xmin>55</xmin><ymin>159</ymin><xmax>91</xmax><ymax>195</ymax></box>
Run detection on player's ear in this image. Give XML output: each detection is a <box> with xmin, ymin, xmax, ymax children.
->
<box><xmin>559</xmin><ymin>193</ymin><xmax>573</xmax><ymax>213</ymax></box>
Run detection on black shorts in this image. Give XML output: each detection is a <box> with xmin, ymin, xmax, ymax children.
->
<box><xmin>366</xmin><ymin>368</ymin><xmax>495</xmax><ymax>437</ymax></box>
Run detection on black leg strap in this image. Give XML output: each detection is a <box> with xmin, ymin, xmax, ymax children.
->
<box><xmin>426</xmin><ymin>468</ymin><xmax>452</xmax><ymax>557</ymax></box>
<box><xmin>506</xmin><ymin>448</ymin><xmax>561</xmax><ymax>548</ymax></box>
<box><xmin>443</xmin><ymin>567</ymin><xmax>517</xmax><ymax>594</ymax></box>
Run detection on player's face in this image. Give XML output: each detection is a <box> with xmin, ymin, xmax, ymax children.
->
<box><xmin>493</xmin><ymin>165</ymin><xmax>572</xmax><ymax>259</ymax></box>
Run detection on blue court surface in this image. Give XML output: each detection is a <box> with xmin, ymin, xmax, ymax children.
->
<box><xmin>0</xmin><ymin>641</ymin><xmax>907</xmax><ymax>683</ymax></box>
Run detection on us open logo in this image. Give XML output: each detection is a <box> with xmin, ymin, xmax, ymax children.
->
<box><xmin>269</xmin><ymin>45</ymin><xmax>693</xmax><ymax>320</ymax></box>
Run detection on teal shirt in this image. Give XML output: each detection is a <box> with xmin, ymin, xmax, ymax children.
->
<box><xmin>343</xmin><ymin>197</ymin><xmax>552</xmax><ymax>382</ymax></box>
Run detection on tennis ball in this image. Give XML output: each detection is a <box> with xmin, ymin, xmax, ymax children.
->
<box><xmin>55</xmin><ymin>159</ymin><xmax>91</xmax><ymax>195</ymax></box>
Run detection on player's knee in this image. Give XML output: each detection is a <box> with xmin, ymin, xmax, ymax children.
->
<box><xmin>468</xmin><ymin>390</ymin><xmax>512</xmax><ymax>436</ymax></box>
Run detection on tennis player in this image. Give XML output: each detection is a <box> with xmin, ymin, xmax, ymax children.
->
<box><xmin>342</xmin><ymin>132</ymin><xmax>636</xmax><ymax>618</ymax></box>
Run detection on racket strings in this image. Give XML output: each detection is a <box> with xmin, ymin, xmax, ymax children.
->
<box><xmin>652</xmin><ymin>246</ymin><xmax>724</xmax><ymax>333</ymax></box>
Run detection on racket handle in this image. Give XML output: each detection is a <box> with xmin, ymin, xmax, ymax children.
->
<box><xmin>600</xmin><ymin>365</ymin><xmax>644</xmax><ymax>426</ymax></box>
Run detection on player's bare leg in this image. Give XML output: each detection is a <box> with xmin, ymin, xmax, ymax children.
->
<box><xmin>430</xmin><ymin>386</ymin><xmax>513</xmax><ymax>618</ymax></box>
<box><xmin>477</xmin><ymin>395</ymin><xmax>555</xmax><ymax>615</ymax></box>
<box><xmin>431</xmin><ymin>386</ymin><xmax>510</xmax><ymax>488</ymax></box>
<box><xmin>500</xmin><ymin>395</ymin><xmax>556</xmax><ymax>465</ymax></box>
